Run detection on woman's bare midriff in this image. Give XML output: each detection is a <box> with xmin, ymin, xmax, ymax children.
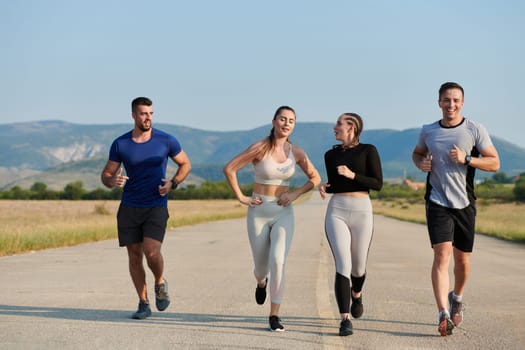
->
<box><xmin>334</xmin><ymin>191</ymin><xmax>369</xmax><ymax>198</ymax></box>
<box><xmin>253</xmin><ymin>183</ymin><xmax>289</xmax><ymax>198</ymax></box>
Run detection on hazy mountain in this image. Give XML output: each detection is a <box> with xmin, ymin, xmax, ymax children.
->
<box><xmin>1</xmin><ymin>120</ymin><xmax>523</xmax><ymax>190</ymax></box>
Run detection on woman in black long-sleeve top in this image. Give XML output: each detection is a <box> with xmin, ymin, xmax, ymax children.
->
<box><xmin>319</xmin><ymin>113</ymin><xmax>383</xmax><ymax>336</ymax></box>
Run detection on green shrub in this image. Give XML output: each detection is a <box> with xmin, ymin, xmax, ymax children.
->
<box><xmin>513</xmin><ymin>176</ymin><xmax>525</xmax><ymax>202</ymax></box>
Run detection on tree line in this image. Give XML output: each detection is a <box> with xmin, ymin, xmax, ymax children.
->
<box><xmin>0</xmin><ymin>181</ymin><xmax>254</xmax><ymax>200</ymax></box>
<box><xmin>1</xmin><ymin>172</ymin><xmax>524</xmax><ymax>202</ymax></box>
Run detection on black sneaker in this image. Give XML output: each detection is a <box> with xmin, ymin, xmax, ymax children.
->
<box><xmin>350</xmin><ymin>295</ymin><xmax>364</xmax><ymax>318</ymax></box>
<box><xmin>339</xmin><ymin>317</ymin><xmax>353</xmax><ymax>336</ymax></box>
<box><xmin>155</xmin><ymin>279</ymin><xmax>170</xmax><ymax>311</ymax></box>
<box><xmin>131</xmin><ymin>300</ymin><xmax>152</xmax><ymax>320</ymax></box>
<box><xmin>269</xmin><ymin>315</ymin><xmax>285</xmax><ymax>332</ymax></box>
<box><xmin>438</xmin><ymin>312</ymin><xmax>454</xmax><ymax>336</ymax></box>
<box><xmin>448</xmin><ymin>291</ymin><xmax>464</xmax><ymax>327</ymax></box>
<box><xmin>255</xmin><ymin>277</ymin><xmax>268</xmax><ymax>305</ymax></box>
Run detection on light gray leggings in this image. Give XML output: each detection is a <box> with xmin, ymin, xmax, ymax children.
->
<box><xmin>325</xmin><ymin>195</ymin><xmax>374</xmax><ymax>279</ymax></box>
<box><xmin>247</xmin><ymin>193</ymin><xmax>294</xmax><ymax>304</ymax></box>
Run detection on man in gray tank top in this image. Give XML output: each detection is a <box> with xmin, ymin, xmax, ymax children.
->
<box><xmin>412</xmin><ymin>82</ymin><xmax>500</xmax><ymax>336</ymax></box>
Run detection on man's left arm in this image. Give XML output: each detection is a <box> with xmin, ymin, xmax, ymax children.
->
<box><xmin>471</xmin><ymin>145</ymin><xmax>500</xmax><ymax>172</ymax></box>
<box><xmin>170</xmin><ymin>150</ymin><xmax>192</xmax><ymax>188</ymax></box>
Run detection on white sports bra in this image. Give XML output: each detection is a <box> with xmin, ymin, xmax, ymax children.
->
<box><xmin>254</xmin><ymin>144</ymin><xmax>296</xmax><ymax>186</ymax></box>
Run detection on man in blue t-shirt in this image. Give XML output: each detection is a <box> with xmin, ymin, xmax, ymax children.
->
<box><xmin>101</xmin><ymin>97</ymin><xmax>191</xmax><ymax>319</ymax></box>
<box><xmin>412</xmin><ymin>82</ymin><xmax>500</xmax><ymax>336</ymax></box>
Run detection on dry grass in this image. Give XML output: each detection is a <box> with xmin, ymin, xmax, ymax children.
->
<box><xmin>2</xmin><ymin>196</ymin><xmax>522</xmax><ymax>256</ymax></box>
<box><xmin>0</xmin><ymin>200</ymin><xmax>246</xmax><ymax>256</ymax></box>
<box><xmin>373</xmin><ymin>199</ymin><xmax>525</xmax><ymax>242</ymax></box>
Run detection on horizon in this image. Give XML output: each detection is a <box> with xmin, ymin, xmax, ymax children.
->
<box><xmin>2</xmin><ymin>118</ymin><xmax>523</xmax><ymax>150</ymax></box>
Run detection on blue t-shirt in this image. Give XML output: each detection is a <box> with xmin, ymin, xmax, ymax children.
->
<box><xmin>109</xmin><ymin>128</ymin><xmax>182</xmax><ymax>207</ymax></box>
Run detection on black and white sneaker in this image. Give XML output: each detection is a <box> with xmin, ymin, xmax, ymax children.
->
<box><xmin>269</xmin><ymin>315</ymin><xmax>285</xmax><ymax>332</ymax></box>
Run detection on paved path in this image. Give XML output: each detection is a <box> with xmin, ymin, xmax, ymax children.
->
<box><xmin>1</xmin><ymin>196</ymin><xmax>524</xmax><ymax>349</ymax></box>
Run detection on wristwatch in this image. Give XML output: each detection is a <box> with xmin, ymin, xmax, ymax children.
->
<box><xmin>464</xmin><ymin>155</ymin><xmax>472</xmax><ymax>165</ymax></box>
<box><xmin>170</xmin><ymin>179</ymin><xmax>178</xmax><ymax>190</ymax></box>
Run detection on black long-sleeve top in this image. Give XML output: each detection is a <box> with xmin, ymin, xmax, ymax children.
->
<box><xmin>324</xmin><ymin>143</ymin><xmax>383</xmax><ymax>193</ymax></box>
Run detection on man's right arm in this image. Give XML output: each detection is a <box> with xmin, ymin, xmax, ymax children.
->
<box><xmin>101</xmin><ymin>160</ymin><xmax>125</xmax><ymax>188</ymax></box>
<box><xmin>412</xmin><ymin>146</ymin><xmax>432</xmax><ymax>172</ymax></box>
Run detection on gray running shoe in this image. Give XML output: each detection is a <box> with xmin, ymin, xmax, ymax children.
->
<box><xmin>155</xmin><ymin>279</ymin><xmax>171</xmax><ymax>311</ymax></box>
<box><xmin>438</xmin><ymin>312</ymin><xmax>454</xmax><ymax>336</ymax></box>
<box><xmin>131</xmin><ymin>300</ymin><xmax>151</xmax><ymax>320</ymax></box>
<box><xmin>269</xmin><ymin>315</ymin><xmax>285</xmax><ymax>332</ymax></box>
<box><xmin>448</xmin><ymin>291</ymin><xmax>464</xmax><ymax>327</ymax></box>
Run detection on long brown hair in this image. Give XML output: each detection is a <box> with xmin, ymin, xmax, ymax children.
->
<box><xmin>260</xmin><ymin>106</ymin><xmax>295</xmax><ymax>156</ymax></box>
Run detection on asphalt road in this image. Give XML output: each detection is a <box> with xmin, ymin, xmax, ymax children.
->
<box><xmin>1</xmin><ymin>195</ymin><xmax>524</xmax><ymax>349</ymax></box>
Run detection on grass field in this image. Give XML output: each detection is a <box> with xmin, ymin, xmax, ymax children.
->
<box><xmin>372</xmin><ymin>199</ymin><xmax>525</xmax><ymax>242</ymax></box>
<box><xmin>0</xmin><ymin>200</ymin><xmax>246</xmax><ymax>257</ymax></box>
<box><xmin>1</xmin><ymin>198</ymin><xmax>523</xmax><ymax>257</ymax></box>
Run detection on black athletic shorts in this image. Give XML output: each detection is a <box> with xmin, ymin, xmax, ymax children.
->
<box><xmin>117</xmin><ymin>204</ymin><xmax>169</xmax><ymax>247</ymax></box>
<box><xmin>425</xmin><ymin>201</ymin><xmax>476</xmax><ymax>253</ymax></box>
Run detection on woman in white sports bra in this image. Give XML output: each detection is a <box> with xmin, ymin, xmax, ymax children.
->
<box><xmin>223</xmin><ymin>105</ymin><xmax>321</xmax><ymax>332</ymax></box>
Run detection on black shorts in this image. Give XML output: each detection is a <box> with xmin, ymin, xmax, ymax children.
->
<box><xmin>426</xmin><ymin>201</ymin><xmax>476</xmax><ymax>253</ymax></box>
<box><xmin>117</xmin><ymin>205</ymin><xmax>169</xmax><ymax>247</ymax></box>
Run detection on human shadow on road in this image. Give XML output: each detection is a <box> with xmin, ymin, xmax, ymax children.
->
<box><xmin>361</xmin><ymin>317</ymin><xmax>434</xmax><ymax>327</ymax></box>
<box><xmin>0</xmin><ymin>304</ymin><xmax>436</xmax><ymax>338</ymax></box>
<box><xmin>0</xmin><ymin>304</ymin><xmax>331</xmax><ymax>333</ymax></box>
<box><xmin>349</xmin><ymin>317</ymin><xmax>437</xmax><ymax>338</ymax></box>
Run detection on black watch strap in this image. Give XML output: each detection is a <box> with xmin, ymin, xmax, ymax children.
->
<box><xmin>170</xmin><ymin>179</ymin><xmax>178</xmax><ymax>190</ymax></box>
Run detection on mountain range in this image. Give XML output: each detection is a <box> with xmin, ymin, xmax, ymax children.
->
<box><xmin>1</xmin><ymin>120</ymin><xmax>524</xmax><ymax>190</ymax></box>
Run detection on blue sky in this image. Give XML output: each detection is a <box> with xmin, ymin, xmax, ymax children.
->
<box><xmin>2</xmin><ymin>0</ymin><xmax>524</xmax><ymax>147</ymax></box>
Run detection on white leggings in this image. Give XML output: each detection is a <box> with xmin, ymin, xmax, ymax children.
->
<box><xmin>247</xmin><ymin>193</ymin><xmax>294</xmax><ymax>304</ymax></box>
<box><xmin>325</xmin><ymin>195</ymin><xmax>374</xmax><ymax>279</ymax></box>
